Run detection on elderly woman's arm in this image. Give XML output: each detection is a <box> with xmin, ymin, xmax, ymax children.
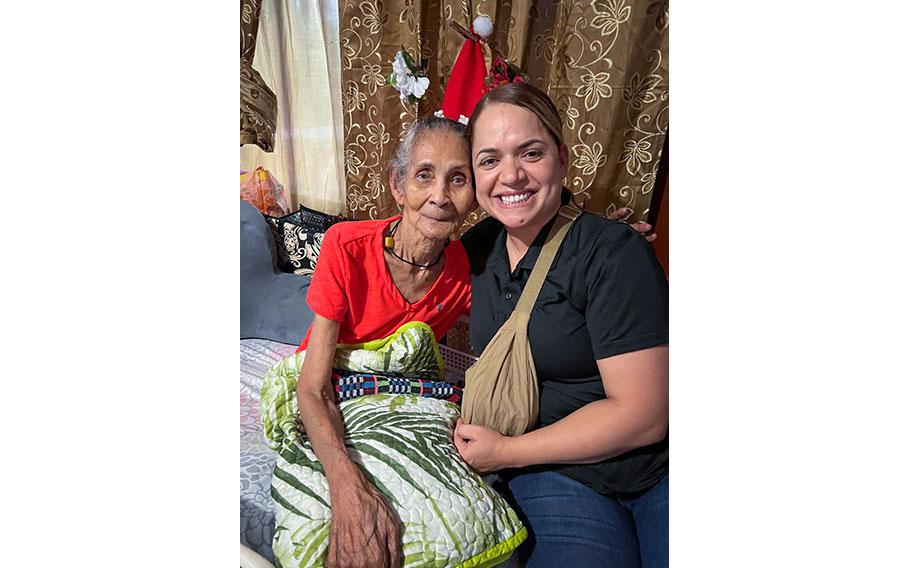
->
<box><xmin>608</xmin><ymin>207</ymin><xmax>657</xmax><ymax>242</ymax></box>
<box><xmin>297</xmin><ymin>315</ymin><xmax>402</xmax><ymax>568</ymax></box>
<box><xmin>454</xmin><ymin>345</ymin><xmax>668</xmax><ymax>472</ymax></box>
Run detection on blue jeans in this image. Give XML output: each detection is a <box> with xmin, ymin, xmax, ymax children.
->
<box><xmin>503</xmin><ymin>471</ymin><xmax>668</xmax><ymax>568</ymax></box>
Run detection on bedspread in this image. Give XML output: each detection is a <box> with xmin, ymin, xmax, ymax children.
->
<box><xmin>261</xmin><ymin>322</ymin><xmax>526</xmax><ymax>568</ymax></box>
<box><xmin>241</xmin><ymin>339</ymin><xmax>298</xmax><ymax>563</ymax></box>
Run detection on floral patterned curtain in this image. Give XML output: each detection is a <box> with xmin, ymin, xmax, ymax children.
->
<box><xmin>340</xmin><ymin>0</ymin><xmax>668</xmax><ymax>229</ymax></box>
<box><xmin>241</xmin><ymin>0</ymin><xmax>278</xmax><ymax>152</ymax></box>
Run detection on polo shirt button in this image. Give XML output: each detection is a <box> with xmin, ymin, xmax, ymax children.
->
<box><xmin>505</xmin><ymin>293</ymin><xmax>512</xmax><ymax>300</ymax></box>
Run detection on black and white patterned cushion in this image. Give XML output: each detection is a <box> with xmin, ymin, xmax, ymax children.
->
<box><xmin>278</xmin><ymin>222</ymin><xmax>324</xmax><ymax>276</ymax></box>
<box><xmin>265</xmin><ymin>206</ymin><xmax>343</xmax><ymax>275</ymax></box>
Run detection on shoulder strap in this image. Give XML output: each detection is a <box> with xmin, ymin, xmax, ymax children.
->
<box><xmin>514</xmin><ymin>205</ymin><xmax>582</xmax><ymax>316</ymax></box>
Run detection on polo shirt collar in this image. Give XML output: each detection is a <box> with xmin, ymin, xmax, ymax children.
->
<box><xmin>491</xmin><ymin>210</ymin><xmax>561</xmax><ymax>279</ymax></box>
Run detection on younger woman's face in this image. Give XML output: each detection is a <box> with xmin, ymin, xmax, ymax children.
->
<box><xmin>470</xmin><ymin>102</ymin><xmax>568</xmax><ymax>237</ymax></box>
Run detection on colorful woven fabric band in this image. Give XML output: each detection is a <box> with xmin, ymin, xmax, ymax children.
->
<box><xmin>331</xmin><ymin>372</ymin><xmax>462</xmax><ymax>405</ymax></box>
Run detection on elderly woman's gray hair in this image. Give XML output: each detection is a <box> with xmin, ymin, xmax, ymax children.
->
<box><xmin>387</xmin><ymin>116</ymin><xmax>469</xmax><ymax>185</ymax></box>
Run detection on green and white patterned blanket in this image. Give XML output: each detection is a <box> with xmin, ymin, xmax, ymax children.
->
<box><xmin>261</xmin><ymin>322</ymin><xmax>526</xmax><ymax>568</ymax></box>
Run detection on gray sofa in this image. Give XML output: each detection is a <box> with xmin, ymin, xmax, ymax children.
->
<box><xmin>240</xmin><ymin>200</ymin><xmax>315</xmax><ymax>345</ymax></box>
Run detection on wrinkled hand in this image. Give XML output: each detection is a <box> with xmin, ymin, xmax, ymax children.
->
<box><xmin>453</xmin><ymin>418</ymin><xmax>509</xmax><ymax>474</ymax></box>
<box><xmin>608</xmin><ymin>207</ymin><xmax>657</xmax><ymax>242</ymax></box>
<box><xmin>327</xmin><ymin>476</ymin><xmax>402</xmax><ymax>568</ymax></box>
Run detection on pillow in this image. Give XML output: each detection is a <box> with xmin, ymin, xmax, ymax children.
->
<box><xmin>270</xmin><ymin>218</ymin><xmax>323</xmax><ymax>276</ymax></box>
<box><xmin>261</xmin><ymin>324</ymin><xmax>527</xmax><ymax>568</ymax></box>
<box><xmin>266</xmin><ymin>206</ymin><xmax>344</xmax><ymax>276</ymax></box>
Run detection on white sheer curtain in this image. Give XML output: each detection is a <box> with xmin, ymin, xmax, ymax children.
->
<box><xmin>240</xmin><ymin>0</ymin><xmax>345</xmax><ymax>215</ymax></box>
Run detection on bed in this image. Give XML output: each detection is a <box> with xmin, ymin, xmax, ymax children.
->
<box><xmin>241</xmin><ymin>338</ymin><xmax>298</xmax><ymax>563</ymax></box>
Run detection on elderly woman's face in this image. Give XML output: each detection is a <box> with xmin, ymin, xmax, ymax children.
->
<box><xmin>391</xmin><ymin>129</ymin><xmax>476</xmax><ymax>241</ymax></box>
<box><xmin>471</xmin><ymin>103</ymin><xmax>568</xmax><ymax>235</ymax></box>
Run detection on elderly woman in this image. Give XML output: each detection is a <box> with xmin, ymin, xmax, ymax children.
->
<box><xmin>294</xmin><ymin>116</ymin><xmax>476</xmax><ymax>568</ymax></box>
<box><xmin>454</xmin><ymin>83</ymin><xmax>669</xmax><ymax>568</ymax></box>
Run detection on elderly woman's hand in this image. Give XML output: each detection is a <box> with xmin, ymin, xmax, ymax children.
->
<box><xmin>327</xmin><ymin>472</ymin><xmax>402</xmax><ymax>568</ymax></box>
<box><xmin>453</xmin><ymin>418</ymin><xmax>512</xmax><ymax>474</ymax></box>
<box><xmin>609</xmin><ymin>207</ymin><xmax>657</xmax><ymax>242</ymax></box>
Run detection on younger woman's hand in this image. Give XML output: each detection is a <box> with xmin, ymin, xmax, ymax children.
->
<box><xmin>453</xmin><ymin>418</ymin><xmax>510</xmax><ymax>473</ymax></box>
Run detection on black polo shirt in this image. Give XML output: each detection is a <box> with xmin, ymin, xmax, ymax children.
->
<box><xmin>460</xmin><ymin>210</ymin><xmax>669</xmax><ymax>496</ymax></box>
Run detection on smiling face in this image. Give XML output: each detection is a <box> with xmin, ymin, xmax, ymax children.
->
<box><xmin>470</xmin><ymin>102</ymin><xmax>569</xmax><ymax>239</ymax></box>
<box><xmin>390</xmin><ymin>129</ymin><xmax>476</xmax><ymax>241</ymax></box>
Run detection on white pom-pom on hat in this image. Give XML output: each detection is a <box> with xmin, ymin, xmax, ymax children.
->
<box><xmin>472</xmin><ymin>15</ymin><xmax>493</xmax><ymax>40</ymax></box>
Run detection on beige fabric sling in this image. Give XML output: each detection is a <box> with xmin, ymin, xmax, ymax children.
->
<box><xmin>461</xmin><ymin>205</ymin><xmax>583</xmax><ymax>436</ymax></box>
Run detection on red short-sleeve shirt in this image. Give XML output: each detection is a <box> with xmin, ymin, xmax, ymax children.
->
<box><xmin>298</xmin><ymin>216</ymin><xmax>471</xmax><ymax>351</ymax></box>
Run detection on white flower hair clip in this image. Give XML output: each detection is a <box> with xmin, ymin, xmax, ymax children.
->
<box><xmin>388</xmin><ymin>48</ymin><xmax>430</xmax><ymax>104</ymax></box>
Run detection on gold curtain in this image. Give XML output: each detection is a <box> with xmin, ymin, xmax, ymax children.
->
<box><xmin>240</xmin><ymin>0</ymin><xmax>347</xmax><ymax>214</ymax></box>
<box><xmin>340</xmin><ymin>0</ymin><xmax>668</xmax><ymax>228</ymax></box>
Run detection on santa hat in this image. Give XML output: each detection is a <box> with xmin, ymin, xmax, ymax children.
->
<box><xmin>436</xmin><ymin>16</ymin><xmax>494</xmax><ymax>124</ymax></box>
